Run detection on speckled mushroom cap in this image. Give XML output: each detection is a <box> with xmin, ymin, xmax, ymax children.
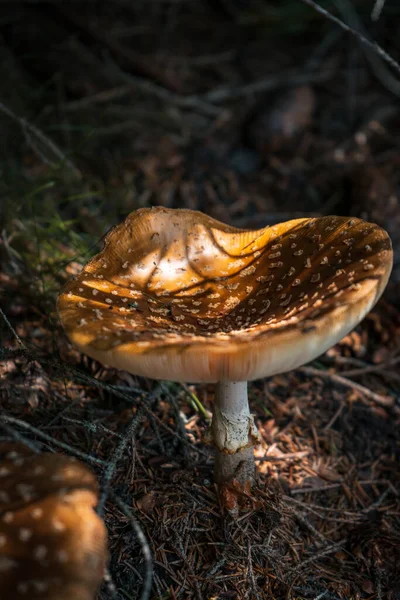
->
<box><xmin>57</xmin><ymin>207</ymin><xmax>392</xmax><ymax>382</ymax></box>
<box><xmin>0</xmin><ymin>444</ymin><xmax>107</xmax><ymax>600</ymax></box>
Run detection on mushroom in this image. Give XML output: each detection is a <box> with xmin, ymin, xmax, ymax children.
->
<box><xmin>0</xmin><ymin>443</ymin><xmax>108</xmax><ymax>599</ymax></box>
<box><xmin>57</xmin><ymin>207</ymin><xmax>392</xmax><ymax>489</ymax></box>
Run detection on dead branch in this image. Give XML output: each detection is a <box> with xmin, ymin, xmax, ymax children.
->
<box><xmin>299</xmin><ymin>366</ymin><xmax>395</xmax><ymax>407</ymax></box>
<box><xmin>0</xmin><ymin>101</ymin><xmax>80</xmax><ymax>178</ymax></box>
<box><xmin>110</xmin><ymin>492</ymin><xmax>153</xmax><ymax>600</ymax></box>
<box><xmin>299</xmin><ymin>0</ymin><xmax>400</xmax><ymax>77</ymax></box>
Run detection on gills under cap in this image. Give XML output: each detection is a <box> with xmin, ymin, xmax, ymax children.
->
<box><xmin>57</xmin><ymin>207</ymin><xmax>392</xmax><ymax>382</ymax></box>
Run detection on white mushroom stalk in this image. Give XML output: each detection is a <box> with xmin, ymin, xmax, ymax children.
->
<box><xmin>209</xmin><ymin>381</ymin><xmax>260</xmax><ymax>484</ymax></box>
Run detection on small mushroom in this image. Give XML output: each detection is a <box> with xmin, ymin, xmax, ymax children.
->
<box><xmin>57</xmin><ymin>207</ymin><xmax>392</xmax><ymax>488</ymax></box>
<box><xmin>0</xmin><ymin>444</ymin><xmax>108</xmax><ymax>599</ymax></box>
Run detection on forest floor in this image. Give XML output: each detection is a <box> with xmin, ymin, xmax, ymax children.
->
<box><xmin>0</xmin><ymin>2</ymin><xmax>400</xmax><ymax>599</ymax></box>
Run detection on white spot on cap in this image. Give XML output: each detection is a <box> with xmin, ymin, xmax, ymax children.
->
<box><xmin>16</xmin><ymin>483</ymin><xmax>34</xmax><ymax>499</ymax></box>
<box><xmin>51</xmin><ymin>518</ymin><xmax>66</xmax><ymax>532</ymax></box>
<box><xmin>56</xmin><ymin>550</ymin><xmax>69</xmax><ymax>563</ymax></box>
<box><xmin>3</xmin><ymin>512</ymin><xmax>14</xmax><ymax>523</ymax></box>
<box><xmin>5</xmin><ymin>451</ymin><xmax>19</xmax><ymax>460</ymax></box>
<box><xmin>0</xmin><ymin>556</ymin><xmax>17</xmax><ymax>572</ymax></box>
<box><xmin>239</xmin><ymin>265</ymin><xmax>256</xmax><ymax>277</ymax></box>
<box><xmin>17</xmin><ymin>583</ymin><xmax>29</xmax><ymax>595</ymax></box>
<box><xmin>33</xmin><ymin>545</ymin><xmax>48</xmax><ymax>560</ymax></box>
<box><xmin>33</xmin><ymin>581</ymin><xmax>49</xmax><ymax>593</ymax></box>
<box><xmin>19</xmin><ymin>528</ymin><xmax>32</xmax><ymax>541</ymax></box>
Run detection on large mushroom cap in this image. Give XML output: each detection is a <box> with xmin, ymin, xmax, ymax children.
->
<box><xmin>57</xmin><ymin>207</ymin><xmax>392</xmax><ymax>382</ymax></box>
<box><xmin>0</xmin><ymin>445</ymin><xmax>107</xmax><ymax>600</ymax></box>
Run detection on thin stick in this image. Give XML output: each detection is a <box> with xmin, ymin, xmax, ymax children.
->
<box><xmin>0</xmin><ymin>308</ymin><xmax>26</xmax><ymax>349</ymax></box>
<box><xmin>0</xmin><ymin>101</ymin><xmax>80</xmax><ymax>177</ymax></box>
<box><xmin>247</xmin><ymin>540</ymin><xmax>261</xmax><ymax>600</ymax></box>
<box><xmin>339</xmin><ymin>356</ymin><xmax>400</xmax><ymax>378</ymax></box>
<box><xmin>299</xmin><ymin>366</ymin><xmax>394</xmax><ymax>407</ymax></box>
<box><xmin>0</xmin><ymin>347</ymin><xmax>207</xmax><ymax>456</ymax></box>
<box><xmin>0</xmin><ymin>415</ymin><xmax>105</xmax><ymax>467</ymax></box>
<box><xmin>110</xmin><ymin>492</ymin><xmax>153</xmax><ymax>600</ymax></box>
<box><xmin>287</xmin><ymin>538</ymin><xmax>347</xmax><ymax>574</ymax></box>
<box><xmin>292</xmin><ymin>502</ymin><xmax>361</xmax><ymax>525</ymax></box>
<box><xmin>286</xmin><ymin>496</ymin><xmax>363</xmax><ymax>516</ymax></box>
<box><xmin>256</xmin><ymin>450</ymin><xmax>312</xmax><ymax>462</ymax></box>
<box><xmin>299</xmin><ymin>0</ymin><xmax>400</xmax><ymax>76</ymax></box>
<box><xmin>97</xmin><ymin>406</ymin><xmax>146</xmax><ymax>516</ymax></box>
<box><xmin>203</xmin><ymin>69</ymin><xmax>332</xmax><ymax>103</ymax></box>
<box><xmin>323</xmin><ymin>402</ymin><xmax>345</xmax><ymax>431</ymax></box>
<box><xmin>0</xmin><ymin>424</ymin><xmax>42</xmax><ymax>453</ymax></box>
<box><xmin>291</xmin><ymin>479</ymin><xmax>391</xmax><ymax>495</ymax></box>
<box><xmin>61</xmin><ymin>417</ymin><xmax>125</xmax><ymax>440</ymax></box>
<box><xmin>371</xmin><ymin>0</ymin><xmax>386</xmax><ymax>21</ymax></box>
<box><xmin>172</xmin><ymin>531</ymin><xmax>203</xmax><ymax>600</ymax></box>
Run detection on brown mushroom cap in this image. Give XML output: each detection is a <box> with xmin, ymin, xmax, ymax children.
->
<box><xmin>0</xmin><ymin>445</ymin><xmax>107</xmax><ymax>600</ymax></box>
<box><xmin>57</xmin><ymin>207</ymin><xmax>392</xmax><ymax>382</ymax></box>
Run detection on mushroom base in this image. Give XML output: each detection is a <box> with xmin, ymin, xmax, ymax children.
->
<box><xmin>207</xmin><ymin>380</ymin><xmax>259</xmax><ymax>487</ymax></box>
<box><xmin>208</xmin><ymin>381</ymin><xmax>260</xmax><ymax>453</ymax></box>
<box><xmin>213</xmin><ymin>445</ymin><xmax>255</xmax><ymax>486</ymax></box>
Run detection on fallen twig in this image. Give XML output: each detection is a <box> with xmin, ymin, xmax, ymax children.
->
<box><xmin>202</xmin><ymin>68</ymin><xmax>333</xmax><ymax>103</ymax></box>
<box><xmin>287</xmin><ymin>538</ymin><xmax>347</xmax><ymax>575</ymax></box>
<box><xmin>0</xmin><ymin>307</ymin><xmax>26</xmax><ymax>349</ymax></box>
<box><xmin>110</xmin><ymin>492</ymin><xmax>153</xmax><ymax>600</ymax></box>
<box><xmin>97</xmin><ymin>406</ymin><xmax>146</xmax><ymax>516</ymax></box>
<box><xmin>0</xmin><ymin>346</ymin><xmax>207</xmax><ymax>456</ymax></box>
<box><xmin>339</xmin><ymin>356</ymin><xmax>400</xmax><ymax>378</ymax></box>
<box><xmin>299</xmin><ymin>0</ymin><xmax>400</xmax><ymax>77</ymax></box>
<box><xmin>53</xmin><ymin>3</ymin><xmax>182</xmax><ymax>93</ymax></box>
<box><xmin>299</xmin><ymin>366</ymin><xmax>395</xmax><ymax>407</ymax></box>
<box><xmin>371</xmin><ymin>0</ymin><xmax>386</xmax><ymax>21</ymax></box>
<box><xmin>0</xmin><ymin>101</ymin><xmax>80</xmax><ymax>178</ymax></box>
<box><xmin>291</xmin><ymin>479</ymin><xmax>393</xmax><ymax>495</ymax></box>
<box><xmin>256</xmin><ymin>450</ymin><xmax>312</xmax><ymax>462</ymax></box>
<box><xmin>0</xmin><ymin>414</ymin><xmax>105</xmax><ymax>467</ymax></box>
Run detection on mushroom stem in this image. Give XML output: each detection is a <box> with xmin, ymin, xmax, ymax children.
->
<box><xmin>210</xmin><ymin>381</ymin><xmax>259</xmax><ymax>485</ymax></box>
